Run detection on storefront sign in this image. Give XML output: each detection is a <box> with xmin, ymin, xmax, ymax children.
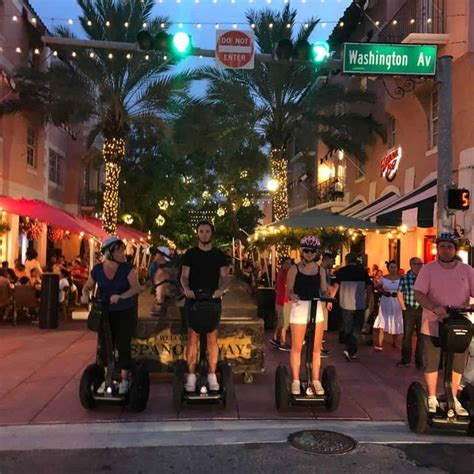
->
<box><xmin>380</xmin><ymin>147</ymin><xmax>402</xmax><ymax>182</ymax></box>
<box><xmin>343</xmin><ymin>43</ymin><xmax>437</xmax><ymax>76</ymax></box>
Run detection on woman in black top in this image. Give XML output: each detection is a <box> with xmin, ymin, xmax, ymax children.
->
<box><xmin>287</xmin><ymin>236</ymin><xmax>328</xmax><ymax>396</ymax></box>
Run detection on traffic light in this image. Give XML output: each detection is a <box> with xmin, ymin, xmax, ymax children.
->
<box><xmin>274</xmin><ymin>38</ymin><xmax>330</xmax><ymax>64</ymax></box>
<box><xmin>447</xmin><ymin>188</ymin><xmax>470</xmax><ymax>210</ymax></box>
<box><xmin>136</xmin><ymin>31</ymin><xmax>193</xmax><ymax>56</ymax></box>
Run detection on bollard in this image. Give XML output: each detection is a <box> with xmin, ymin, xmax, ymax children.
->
<box><xmin>39</xmin><ymin>273</ymin><xmax>59</xmax><ymax>329</ymax></box>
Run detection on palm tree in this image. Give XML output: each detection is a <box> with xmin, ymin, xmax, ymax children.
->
<box><xmin>0</xmin><ymin>0</ymin><xmax>188</xmax><ymax>234</ymax></box>
<box><xmin>195</xmin><ymin>4</ymin><xmax>385</xmax><ymax>221</ymax></box>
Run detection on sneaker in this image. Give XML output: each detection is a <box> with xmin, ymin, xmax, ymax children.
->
<box><xmin>278</xmin><ymin>343</ymin><xmax>291</xmax><ymax>352</ymax></box>
<box><xmin>343</xmin><ymin>350</ymin><xmax>351</xmax><ymax>362</ymax></box>
<box><xmin>207</xmin><ymin>373</ymin><xmax>220</xmax><ymax>391</ymax></box>
<box><xmin>313</xmin><ymin>380</ymin><xmax>325</xmax><ymax>396</ymax></box>
<box><xmin>118</xmin><ymin>380</ymin><xmax>129</xmax><ymax>395</ymax></box>
<box><xmin>396</xmin><ymin>361</ymin><xmax>410</xmax><ymax>368</ymax></box>
<box><xmin>350</xmin><ymin>354</ymin><xmax>357</xmax><ymax>360</ymax></box>
<box><xmin>269</xmin><ymin>338</ymin><xmax>280</xmax><ymax>348</ymax></box>
<box><xmin>454</xmin><ymin>397</ymin><xmax>469</xmax><ymax>417</ymax></box>
<box><xmin>291</xmin><ymin>380</ymin><xmax>301</xmax><ymax>395</ymax></box>
<box><xmin>427</xmin><ymin>396</ymin><xmax>439</xmax><ymax>413</ymax></box>
<box><xmin>374</xmin><ymin>346</ymin><xmax>383</xmax><ymax>352</ymax></box>
<box><xmin>321</xmin><ymin>348</ymin><xmax>330</xmax><ymax>355</ymax></box>
<box><xmin>185</xmin><ymin>373</ymin><xmax>197</xmax><ymax>392</ymax></box>
<box><xmin>96</xmin><ymin>381</ymin><xmax>106</xmax><ymax>395</ymax></box>
<box><xmin>320</xmin><ymin>351</ymin><xmax>331</xmax><ymax>359</ymax></box>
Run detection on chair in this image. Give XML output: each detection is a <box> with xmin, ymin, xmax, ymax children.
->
<box><xmin>0</xmin><ymin>285</ymin><xmax>13</xmax><ymax>323</ymax></box>
<box><xmin>13</xmin><ymin>285</ymin><xmax>39</xmax><ymax>325</ymax></box>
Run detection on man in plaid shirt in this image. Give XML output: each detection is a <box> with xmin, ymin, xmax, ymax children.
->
<box><xmin>396</xmin><ymin>257</ymin><xmax>424</xmax><ymax>368</ymax></box>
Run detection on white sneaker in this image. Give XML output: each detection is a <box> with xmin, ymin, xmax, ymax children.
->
<box><xmin>427</xmin><ymin>396</ymin><xmax>439</xmax><ymax>413</ymax></box>
<box><xmin>454</xmin><ymin>397</ymin><xmax>469</xmax><ymax>416</ymax></box>
<box><xmin>118</xmin><ymin>380</ymin><xmax>129</xmax><ymax>395</ymax></box>
<box><xmin>291</xmin><ymin>380</ymin><xmax>301</xmax><ymax>395</ymax></box>
<box><xmin>313</xmin><ymin>380</ymin><xmax>325</xmax><ymax>396</ymax></box>
<box><xmin>207</xmin><ymin>373</ymin><xmax>220</xmax><ymax>391</ymax></box>
<box><xmin>96</xmin><ymin>381</ymin><xmax>106</xmax><ymax>395</ymax></box>
<box><xmin>185</xmin><ymin>373</ymin><xmax>197</xmax><ymax>392</ymax></box>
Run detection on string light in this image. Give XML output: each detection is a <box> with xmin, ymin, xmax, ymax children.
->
<box><xmin>155</xmin><ymin>215</ymin><xmax>166</xmax><ymax>227</ymax></box>
<box><xmin>217</xmin><ymin>207</ymin><xmax>225</xmax><ymax>217</ymax></box>
<box><xmin>158</xmin><ymin>199</ymin><xmax>169</xmax><ymax>211</ymax></box>
<box><xmin>102</xmin><ymin>138</ymin><xmax>125</xmax><ymax>234</ymax></box>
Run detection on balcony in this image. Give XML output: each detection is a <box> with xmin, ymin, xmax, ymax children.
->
<box><xmin>314</xmin><ymin>177</ymin><xmax>345</xmax><ymax>205</ymax></box>
<box><xmin>80</xmin><ymin>190</ymin><xmax>101</xmax><ymax>211</ymax></box>
<box><xmin>378</xmin><ymin>0</ymin><xmax>445</xmax><ymax>44</ymax></box>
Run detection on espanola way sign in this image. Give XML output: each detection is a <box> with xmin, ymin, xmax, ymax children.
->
<box><xmin>343</xmin><ymin>43</ymin><xmax>437</xmax><ymax>76</ymax></box>
<box><xmin>216</xmin><ymin>30</ymin><xmax>254</xmax><ymax>69</ymax></box>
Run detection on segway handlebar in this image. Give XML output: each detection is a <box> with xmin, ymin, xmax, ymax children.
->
<box><xmin>446</xmin><ymin>306</ymin><xmax>473</xmax><ymax>314</ymax></box>
<box><xmin>312</xmin><ymin>296</ymin><xmax>335</xmax><ymax>303</ymax></box>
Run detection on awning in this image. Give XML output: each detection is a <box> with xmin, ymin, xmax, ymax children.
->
<box><xmin>376</xmin><ymin>179</ymin><xmax>437</xmax><ymax>228</ymax></box>
<box><xmin>339</xmin><ymin>198</ymin><xmax>365</xmax><ymax>216</ymax></box>
<box><xmin>83</xmin><ymin>216</ymin><xmax>148</xmax><ymax>243</ymax></box>
<box><xmin>269</xmin><ymin>207</ymin><xmax>382</xmax><ymax>230</ymax></box>
<box><xmin>350</xmin><ymin>191</ymin><xmax>400</xmax><ymax>221</ymax></box>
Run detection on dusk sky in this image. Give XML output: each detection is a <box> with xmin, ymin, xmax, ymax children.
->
<box><xmin>30</xmin><ymin>0</ymin><xmax>352</xmax><ymax>69</ymax></box>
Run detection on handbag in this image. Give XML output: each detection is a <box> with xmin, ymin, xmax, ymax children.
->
<box><xmin>87</xmin><ymin>285</ymin><xmax>106</xmax><ymax>332</ymax></box>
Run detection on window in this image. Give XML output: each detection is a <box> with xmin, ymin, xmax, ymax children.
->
<box><xmin>388</xmin><ymin>116</ymin><xmax>396</xmax><ymax>149</ymax></box>
<box><xmin>49</xmin><ymin>149</ymin><xmax>62</xmax><ymax>185</ymax></box>
<box><xmin>430</xmin><ymin>87</ymin><xmax>438</xmax><ymax>149</ymax></box>
<box><xmin>26</xmin><ymin>127</ymin><xmax>36</xmax><ymax>167</ymax></box>
<box><xmin>356</xmin><ymin>156</ymin><xmax>365</xmax><ymax>179</ymax></box>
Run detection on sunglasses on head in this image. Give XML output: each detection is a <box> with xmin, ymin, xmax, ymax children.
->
<box><xmin>302</xmin><ymin>248</ymin><xmax>316</xmax><ymax>254</ymax></box>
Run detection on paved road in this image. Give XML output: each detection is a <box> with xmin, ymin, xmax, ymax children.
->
<box><xmin>1</xmin><ymin>443</ymin><xmax>473</xmax><ymax>474</ymax></box>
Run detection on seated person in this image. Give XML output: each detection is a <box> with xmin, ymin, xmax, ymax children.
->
<box><xmin>2</xmin><ymin>261</ymin><xmax>17</xmax><ymax>284</ymax></box>
<box><xmin>14</xmin><ymin>263</ymin><xmax>27</xmax><ymax>280</ymax></box>
<box><xmin>59</xmin><ymin>268</ymin><xmax>73</xmax><ymax>303</ymax></box>
<box><xmin>16</xmin><ymin>276</ymin><xmax>31</xmax><ymax>286</ymax></box>
<box><xmin>0</xmin><ymin>268</ymin><xmax>12</xmax><ymax>289</ymax></box>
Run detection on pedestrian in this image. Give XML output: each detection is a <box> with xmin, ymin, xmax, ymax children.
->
<box><xmin>414</xmin><ymin>232</ymin><xmax>473</xmax><ymax>416</ymax></box>
<box><xmin>396</xmin><ymin>257</ymin><xmax>424</xmax><ymax>368</ymax></box>
<box><xmin>287</xmin><ymin>236</ymin><xmax>328</xmax><ymax>396</ymax></box>
<box><xmin>24</xmin><ymin>250</ymin><xmax>42</xmax><ymax>278</ymax></box>
<box><xmin>180</xmin><ymin>220</ymin><xmax>229</xmax><ymax>393</ymax></box>
<box><xmin>320</xmin><ymin>252</ymin><xmax>335</xmax><ymax>356</ymax></box>
<box><xmin>373</xmin><ymin>260</ymin><xmax>403</xmax><ymax>351</ymax></box>
<box><xmin>81</xmin><ymin>236</ymin><xmax>140</xmax><ymax>396</ymax></box>
<box><xmin>331</xmin><ymin>252</ymin><xmax>372</xmax><ymax>362</ymax></box>
<box><xmin>270</xmin><ymin>256</ymin><xmax>293</xmax><ymax>351</ymax></box>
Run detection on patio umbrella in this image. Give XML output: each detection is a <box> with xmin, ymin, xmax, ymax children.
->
<box><xmin>268</xmin><ymin>207</ymin><xmax>383</xmax><ymax>230</ymax></box>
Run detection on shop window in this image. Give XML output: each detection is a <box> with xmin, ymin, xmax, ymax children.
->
<box><xmin>388</xmin><ymin>238</ymin><xmax>400</xmax><ymax>269</ymax></box>
<box><xmin>430</xmin><ymin>87</ymin><xmax>438</xmax><ymax>149</ymax></box>
<box><xmin>387</xmin><ymin>116</ymin><xmax>396</xmax><ymax>149</ymax></box>
<box><xmin>26</xmin><ymin>127</ymin><xmax>36</xmax><ymax>167</ymax></box>
<box><xmin>48</xmin><ymin>149</ymin><xmax>62</xmax><ymax>185</ymax></box>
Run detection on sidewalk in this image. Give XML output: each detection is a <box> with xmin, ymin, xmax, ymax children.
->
<box><xmin>0</xmin><ymin>283</ymin><xmax>426</xmax><ymax>426</ymax></box>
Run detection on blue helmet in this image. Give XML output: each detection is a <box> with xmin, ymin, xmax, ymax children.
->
<box><xmin>436</xmin><ymin>232</ymin><xmax>459</xmax><ymax>249</ymax></box>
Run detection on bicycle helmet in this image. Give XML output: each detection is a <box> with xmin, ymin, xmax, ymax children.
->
<box><xmin>300</xmin><ymin>235</ymin><xmax>321</xmax><ymax>250</ymax></box>
<box><xmin>101</xmin><ymin>236</ymin><xmax>125</xmax><ymax>260</ymax></box>
<box><xmin>436</xmin><ymin>232</ymin><xmax>459</xmax><ymax>249</ymax></box>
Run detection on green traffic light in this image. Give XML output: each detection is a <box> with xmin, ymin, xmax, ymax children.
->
<box><xmin>172</xmin><ymin>32</ymin><xmax>192</xmax><ymax>55</ymax></box>
<box><xmin>312</xmin><ymin>41</ymin><xmax>330</xmax><ymax>63</ymax></box>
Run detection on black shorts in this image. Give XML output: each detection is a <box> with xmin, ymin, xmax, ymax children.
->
<box><xmin>423</xmin><ymin>335</ymin><xmax>468</xmax><ymax>374</ymax></box>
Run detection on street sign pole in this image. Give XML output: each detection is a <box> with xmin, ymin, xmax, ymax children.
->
<box><xmin>436</xmin><ymin>55</ymin><xmax>454</xmax><ymax>233</ymax></box>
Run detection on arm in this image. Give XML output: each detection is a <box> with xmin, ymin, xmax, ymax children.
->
<box><xmin>330</xmin><ymin>282</ymin><xmax>340</xmax><ymax>299</ymax></box>
<box><xmin>397</xmin><ymin>292</ymin><xmax>406</xmax><ymax>311</ymax></box>
<box><xmin>109</xmin><ymin>269</ymin><xmax>140</xmax><ymax>304</ymax></box>
<box><xmin>319</xmin><ymin>266</ymin><xmax>328</xmax><ymax>296</ymax></box>
<box><xmin>180</xmin><ymin>265</ymin><xmax>195</xmax><ymax>299</ymax></box>
<box><xmin>286</xmin><ymin>265</ymin><xmax>299</xmax><ymax>302</ymax></box>
<box><xmin>414</xmin><ymin>290</ymin><xmax>446</xmax><ymax>318</ymax></box>
<box><xmin>397</xmin><ymin>276</ymin><xmax>406</xmax><ymax>310</ymax></box>
<box><xmin>214</xmin><ymin>265</ymin><xmax>229</xmax><ymax>299</ymax></box>
<box><xmin>80</xmin><ymin>273</ymin><xmax>96</xmax><ymax>304</ymax></box>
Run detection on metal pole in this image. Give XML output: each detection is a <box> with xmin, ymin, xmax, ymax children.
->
<box><xmin>436</xmin><ymin>55</ymin><xmax>453</xmax><ymax>233</ymax></box>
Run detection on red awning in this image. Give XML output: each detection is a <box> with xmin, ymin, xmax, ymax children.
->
<box><xmin>84</xmin><ymin>217</ymin><xmax>147</xmax><ymax>243</ymax></box>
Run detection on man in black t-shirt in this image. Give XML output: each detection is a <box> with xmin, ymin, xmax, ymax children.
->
<box><xmin>180</xmin><ymin>220</ymin><xmax>229</xmax><ymax>392</ymax></box>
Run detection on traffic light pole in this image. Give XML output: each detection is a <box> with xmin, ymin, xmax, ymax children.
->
<box><xmin>436</xmin><ymin>55</ymin><xmax>453</xmax><ymax>233</ymax></box>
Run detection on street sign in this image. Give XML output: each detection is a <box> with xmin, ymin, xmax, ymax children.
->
<box><xmin>216</xmin><ymin>30</ymin><xmax>254</xmax><ymax>69</ymax></box>
<box><xmin>343</xmin><ymin>43</ymin><xmax>437</xmax><ymax>76</ymax></box>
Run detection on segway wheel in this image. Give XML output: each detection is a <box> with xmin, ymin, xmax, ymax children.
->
<box><xmin>173</xmin><ymin>360</ymin><xmax>187</xmax><ymax>413</ymax></box>
<box><xmin>79</xmin><ymin>363</ymin><xmax>104</xmax><ymax>410</ymax></box>
<box><xmin>407</xmin><ymin>382</ymin><xmax>429</xmax><ymax>434</ymax></box>
<box><xmin>129</xmin><ymin>362</ymin><xmax>150</xmax><ymax>412</ymax></box>
<box><xmin>460</xmin><ymin>384</ymin><xmax>474</xmax><ymax>416</ymax></box>
<box><xmin>322</xmin><ymin>366</ymin><xmax>341</xmax><ymax>412</ymax></box>
<box><xmin>275</xmin><ymin>365</ymin><xmax>290</xmax><ymax>411</ymax></box>
<box><xmin>218</xmin><ymin>362</ymin><xmax>235</xmax><ymax>409</ymax></box>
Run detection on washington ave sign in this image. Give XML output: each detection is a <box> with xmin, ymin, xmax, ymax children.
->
<box><xmin>343</xmin><ymin>43</ymin><xmax>437</xmax><ymax>76</ymax></box>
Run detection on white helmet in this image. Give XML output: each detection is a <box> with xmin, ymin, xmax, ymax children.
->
<box><xmin>101</xmin><ymin>236</ymin><xmax>125</xmax><ymax>260</ymax></box>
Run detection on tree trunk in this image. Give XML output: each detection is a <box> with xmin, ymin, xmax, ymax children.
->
<box><xmin>270</xmin><ymin>149</ymin><xmax>289</xmax><ymax>221</ymax></box>
<box><xmin>102</xmin><ymin>137</ymin><xmax>125</xmax><ymax>235</ymax></box>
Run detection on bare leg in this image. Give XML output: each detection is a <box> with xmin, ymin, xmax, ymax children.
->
<box><xmin>312</xmin><ymin>322</ymin><xmax>325</xmax><ymax>382</ymax></box>
<box><xmin>452</xmin><ymin>371</ymin><xmax>462</xmax><ymax>397</ymax></box>
<box><xmin>378</xmin><ymin>329</ymin><xmax>384</xmax><ymax>348</ymax></box>
<box><xmin>207</xmin><ymin>329</ymin><xmax>219</xmax><ymax>374</ymax></box>
<box><xmin>280</xmin><ymin>327</ymin><xmax>287</xmax><ymax>345</ymax></box>
<box><xmin>290</xmin><ymin>324</ymin><xmax>307</xmax><ymax>381</ymax></box>
<box><xmin>186</xmin><ymin>329</ymin><xmax>199</xmax><ymax>374</ymax></box>
<box><xmin>425</xmin><ymin>371</ymin><xmax>438</xmax><ymax>397</ymax></box>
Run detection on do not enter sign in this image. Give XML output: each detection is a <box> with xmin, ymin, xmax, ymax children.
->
<box><xmin>216</xmin><ymin>30</ymin><xmax>255</xmax><ymax>69</ymax></box>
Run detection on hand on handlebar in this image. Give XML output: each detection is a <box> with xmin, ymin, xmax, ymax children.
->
<box><xmin>184</xmin><ymin>289</ymin><xmax>196</xmax><ymax>299</ymax></box>
<box><xmin>433</xmin><ymin>306</ymin><xmax>448</xmax><ymax>320</ymax></box>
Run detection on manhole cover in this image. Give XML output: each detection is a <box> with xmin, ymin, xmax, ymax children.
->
<box><xmin>287</xmin><ymin>430</ymin><xmax>357</xmax><ymax>455</ymax></box>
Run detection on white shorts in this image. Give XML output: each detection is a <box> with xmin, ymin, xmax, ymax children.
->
<box><xmin>289</xmin><ymin>300</ymin><xmax>324</xmax><ymax>325</ymax></box>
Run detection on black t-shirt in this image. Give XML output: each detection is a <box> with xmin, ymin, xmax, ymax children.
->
<box><xmin>334</xmin><ymin>264</ymin><xmax>372</xmax><ymax>311</ymax></box>
<box><xmin>182</xmin><ymin>246</ymin><xmax>228</xmax><ymax>292</ymax></box>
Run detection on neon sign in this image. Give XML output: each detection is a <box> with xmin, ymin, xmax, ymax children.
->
<box><xmin>380</xmin><ymin>147</ymin><xmax>402</xmax><ymax>182</ymax></box>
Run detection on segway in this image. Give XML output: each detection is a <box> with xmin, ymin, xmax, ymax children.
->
<box><xmin>173</xmin><ymin>291</ymin><xmax>235</xmax><ymax>412</ymax></box>
<box><xmin>275</xmin><ymin>297</ymin><xmax>340</xmax><ymax>411</ymax></box>
<box><xmin>407</xmin><ymin>306</ymin><xmax>473</xmax><ymax>434</ymax></box>
<box><xmin>79</xmin><ymin>299</ymin><xmax>150</xmax><ymax>412</ymax></box>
